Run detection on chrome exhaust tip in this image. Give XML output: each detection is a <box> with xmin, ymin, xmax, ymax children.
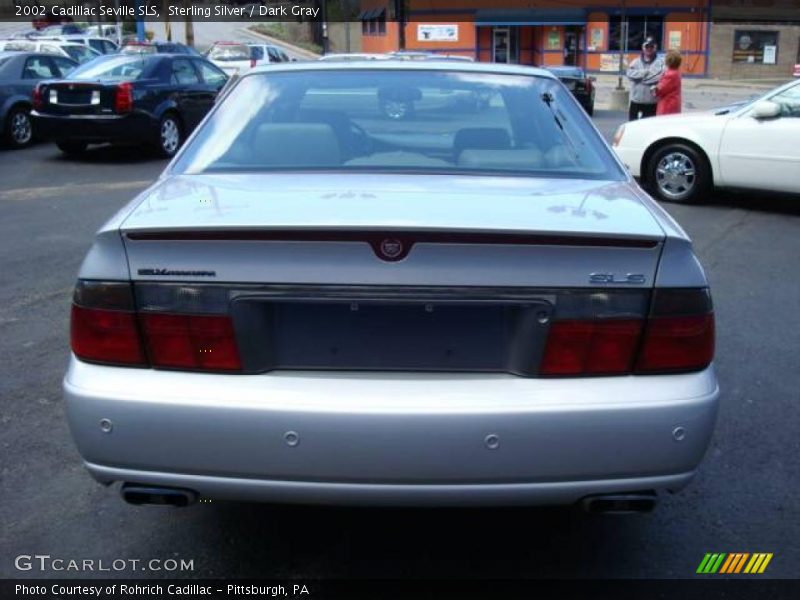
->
<box><xmin>581</xmin><ymin>492</ymin><xmax>657</xmax><ymax>514</ymax></box>
<box><xmin>120</xmin><ymin>483</ymin><xmax>198</xmax><ymax>507</ymax></box>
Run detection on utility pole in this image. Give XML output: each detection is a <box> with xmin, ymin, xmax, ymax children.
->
<box><xmin>609</xmin><ymin>0</ymin><xmax>630</xmax><ymax>111</ymax></box>
<box><xmin>183</xmin><ymin>0</ymin><xmax>194</xmax><ymax>47</ymax></box>
<box><xmin>163</xmin><ymin>0</ymin><xmax>171</xmax><ymax>41</ymax></box>
<box><xmin>396</xmin><ymin>0</ymin><xmax>406</xmax><ymax>50</ymax></box>
<box><xmin>616</xmin><ymin>0</ymin><xmax>626</xmax><ymax>90</ymax></box>
<box><xmin>321</xmin><ymin>0</ymin><xmax>329</xmax><ymax>54</ymax></box>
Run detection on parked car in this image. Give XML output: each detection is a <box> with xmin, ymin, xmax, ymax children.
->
<box><xmin>120</xmin><ymin>41</ymin><xmax>200</xmax><ymax>57</ymax></box>
<box><xmin>33</xmin><ymin>23</ymin><xmax>84</xmax><ymax>36</ymax></box>
<box><xmin>613</xmin><ymin>78</ymin><xmax>800</xmax><ymax>203</ymax></box>
<box><xmin>249</xmin><ymin>43</ymin><xmax>291</xmax><ymax>64</ymax></box>
<box><xmin>0</xmin><ymin>51</ymin><xmax>77</xmax><ymax>148</ymax></box>
<box><xmin>39</xmin><ymin>35</ymin><xmax>119</xmax><ymax>55</ymax></box>
<box><xmin>388</xmin><ymin>51</ymin><xmax>474</xmax><ymax>62</ymax></box>
<box><xmin>32</xmin><ymin>53</ymin><xmax>228</xmax><ymax>157</ymax></box>
<box><xmin>319</xmin><ymin>53</ymin><xmax>391</xmax><ymax>62</ymax></box>
<box><xmin>65</xmin><ymin>62</ymin><xmax>718</xmax><ymax>511</ymax></box>
<box><xmin>545</xmin><ymin>66</ymin><xmax>596</xmax><ymax>116</ymax></box>
<box><xmin>205</xmin><ymin>41</ymin><xmax>290</xmax><ymax>76</ymax></box>
<box><xmin>205</xmin><ymin>42</ymin><xmax>255</xmax><ymax>75</ymax></box>
<box><xmin>0</xmin><ymin>39</ymin><xmax>101</xmax><ymax>64</ymax></box>
<box><xmin>84</xmin><ymin>24</ymin><xmax>121</xmax><ymax>41</ymax></box>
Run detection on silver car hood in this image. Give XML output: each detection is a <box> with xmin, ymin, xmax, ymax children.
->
<box><xmin>120</xmin><ymin>173</ymin><xmax>665</xmax><ymax>240</ymax></box>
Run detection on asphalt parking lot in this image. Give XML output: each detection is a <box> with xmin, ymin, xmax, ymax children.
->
<box><xmin>0</xmin><ymin>111</ymin><xmax>798</xmax><ymax>580</ymax></box>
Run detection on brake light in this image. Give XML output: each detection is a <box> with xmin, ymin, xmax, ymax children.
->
<box><xmin>32</xmin><ymin>84</ymin><xmax>43</xmax><ymax>110</ymax></box>
<box><xmin>541</xmin><ymin>320</ymin><xmax>642</xmax><ymax>376</ymax></box>
<box><xmin>140</xmin><ymin>313</ymin><xmax>241</xmax><ymax>372</ymax></box>
<box><xmin>70</xmin><ymin>282</ymin><xmax>146</xmax><ymax>366</ymax></box>
<box><xmin>114</xmin><ymin>82</ymin><xmax>133</xmax><ymax>113</ymax></box>
<box><xmin>541</xmin><ymin>288</ymin><xmax>714</xmax><ymax>377</ymax></box>
<box><xmin>250</xmin><ymin>58</ymin><xmax>256</xmax><ymax>68</ymax></box>
<box><xmin>636</xmin><ymin>314</ymin><xmax>714</xmax><ymax>373</ymax></box>
<box><xmin>70</xmin><ymin>280</ymin><xmax>241</xmax><ymax>372</ymax></box>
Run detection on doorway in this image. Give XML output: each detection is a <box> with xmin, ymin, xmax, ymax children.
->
<box><xmin>563</xmin><ymin>27</ymin><xmax>581</xmax><ymax>66</ymax></box>
<box><xmin>493</xmin><ymin>27</ymin><xmax>519</xmax><ymax>63</ymax></box>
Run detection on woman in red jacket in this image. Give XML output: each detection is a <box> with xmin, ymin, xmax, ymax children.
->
<box><xmin>655</xmin><ymin>50</ymin><xmax>682</xmax><ymax>115</ymax></box>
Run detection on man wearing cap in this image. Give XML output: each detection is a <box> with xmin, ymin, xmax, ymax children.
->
<box><xmin>626</xmin><ymin>37</ymin><xmax>665</xmax><ymax>120</ymax></box>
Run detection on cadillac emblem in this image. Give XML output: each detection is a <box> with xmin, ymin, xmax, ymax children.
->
<box><xmin>379</xmin><ymin>238</ymin><xmax>403</xmax><ymax>260</ymax></box>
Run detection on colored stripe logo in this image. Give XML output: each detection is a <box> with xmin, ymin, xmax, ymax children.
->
<box><xmin>697</xmin><ymin>553</ymin><xmax>773</xmax><ymax>574</ymax></box>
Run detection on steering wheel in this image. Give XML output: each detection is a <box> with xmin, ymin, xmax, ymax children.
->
<box><xmin>345</xmin><ymin>120</ymin><xmax>373</xmax><ymax>157</ymax></box>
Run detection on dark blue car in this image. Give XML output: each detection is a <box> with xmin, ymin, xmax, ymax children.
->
<box><xmin>32</xmin><ymin>53</ymin><xmax>228</xmax><ymax>157</ymax></box>
<box><xmin>0</xmin><ymin>51</ymin><xmax>78</xmax><ymax>148</ymax></box>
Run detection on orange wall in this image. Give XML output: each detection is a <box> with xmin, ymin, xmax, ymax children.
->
<box><xmin>359</xmin><ymin>1</ymin><xmax>710</xmax><ymax>75</ymax></box>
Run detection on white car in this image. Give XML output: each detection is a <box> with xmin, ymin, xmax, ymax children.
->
<box><xmin>206</xmin><ymin>42</ymin><xmax>288</xmax><ymax>76</ymax></box>
<box><xmin>38</xmin><ymin>35</ymin><xmax>119</xmax><ymax>55</ymax></box>
<box><xmin>613</xmin><ymin>79</ymin><xmax>800</xmax><ymax>203</ymax></box>
<box><xmin>84</xmin><ymin>24</ymin><xmax>121</xmax><ymax>41</ymax></box>
<box><xmin>0</xmin><ymin>39</ymin><xmax>101</xmax><ymax>64</ymax></box>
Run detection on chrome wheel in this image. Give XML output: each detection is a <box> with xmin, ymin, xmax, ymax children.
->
<box><xmin>655</xmin><ymin>151</ymin><xmax>696</xmax><ymax>201</ymax></box>
<box><xmin>160</xmin><ymin>117</ymin><xmax>180</xmax><ymax>155</ymax></box>
<box><xmin>10</xmin><ymin>111</ymin><xmax>32</xmax><ymax>146</ymax></box>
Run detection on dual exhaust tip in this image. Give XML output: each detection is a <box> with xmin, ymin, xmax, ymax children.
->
<box><xmin>581</xmin><ymin>492</ymin><xmax>657</xmax><ymax>514</ymax></box>
<box><xmin>120</xmin><ymin>483</ymin><xmax>657</xmax><ymax>513</ymax></box>
<box><xmin>121</xmin><ymin>483</ymin><xmax>198</xmax><ymax>507</ymax></box>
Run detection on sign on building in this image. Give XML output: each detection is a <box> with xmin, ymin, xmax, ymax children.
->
<box><xmin>417</xmin><ymin>24</ymin><xmax>459</xmax><ymax>42</ymax></box>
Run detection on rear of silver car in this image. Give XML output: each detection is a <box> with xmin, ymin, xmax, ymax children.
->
<box><xmin>63</xmin><ymin>64</ymin><xmax>718</xmax><ymax>510</ymax></box>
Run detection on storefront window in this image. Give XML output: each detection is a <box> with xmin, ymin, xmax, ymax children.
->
<box><xmin>732</xmin><ymin>30</ymin><xmax>779</xmax><ymax>64</ymax></box>
<box><xmin>608</xmin><ymin>16</ymin><xmax>664</xmax><ymax>51</ymax></box>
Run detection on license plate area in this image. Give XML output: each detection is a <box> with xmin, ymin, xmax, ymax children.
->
<box><xmin>232</xmin><ymin>293</ymin><xmax>554</xmax><ymax>376</ymax></box>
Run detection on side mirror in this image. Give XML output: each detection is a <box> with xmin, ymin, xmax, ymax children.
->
<box><xmin>750</xmin><ymin>100</ymin><xmax>780</xmax><ymax>119</ymax></box>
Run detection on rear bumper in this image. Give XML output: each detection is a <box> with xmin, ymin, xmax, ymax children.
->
<box><xmin>32</xmin><ymin>111</ymin><xmax>155</xmax><ymax>144</ymax></box>
<box><xmin>64</xmin><ymin>357</ymin><xmax>720</xmax><ymax>506</ymax></box>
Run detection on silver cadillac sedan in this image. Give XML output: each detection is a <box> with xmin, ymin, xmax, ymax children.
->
<box><xmin>64</xmin><ymin>61</ymin><xmax>719</xmax><ymax>512</ymax></box>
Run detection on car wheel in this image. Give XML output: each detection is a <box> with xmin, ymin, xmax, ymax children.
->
<box><xmin>646</xmin><ymin>143</ymin><xmax>710</xmax><ymax>204</ymax></box>
<box><xmin>155</xmin><ymin>113</ymin><xmax>182</xmax><ymax>158</ymax></box>
<box><xmin>56</xmin><ymin>141</ymin><xmax>88</xmax><ymax>155</ymax></box>
<box><xmin>4</xmin><ymin>106</ymin><xmax>33</xmax><ymax>149</ymax></box>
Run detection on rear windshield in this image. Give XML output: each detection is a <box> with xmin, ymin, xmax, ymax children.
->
<box><xmin>174</xmin><ymin>69</ymin><xmax>624</xmax><ymax>180</ymax></box>
<box><xmin>68</xmin><ymin>55</ymin><xmax>151</xmax><ymax>81</ymax></box>
<box><xmin>208</xmin><ymin>44</ymin><xmax>249</xmax><ymax>61</ymax></box>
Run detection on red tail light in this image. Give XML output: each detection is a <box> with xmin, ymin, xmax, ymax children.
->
<box><xmin>140</xmin><ymin>313</ymin><xmax>242</xmax><ymax>372</ymax></box>
<box><xmin>541</xmin><ymin>288</ymin><xmax>714</xmax><ymax>377</ymax></box>
<box><xmin>71</xmin><ymin>304</ymin><xmax>146</xmax><ymax>366</ymax></box>
<box><xmin>541</xmin><ymin>320</ymin><xmax>642</xmax><ymax>376</ymax></box>
<box><xmin>70</xmin><ymin>280</ymin><xmax>241</xmax><ymax>372</ymax></box>
<box><xmin>32</xmin><ymin>84</ymin><xmax>43</xmax><ymax>110</ymax></box>
<box><xmin>250</xmin><ymin>58</ymin><xmax>257</xmax><ymax>68</ymax></box>
<box><xmin>636</xmin><ymin>314</ymin><xmax>714</xmax><ymax>373</ymax></box>
<box><xmin>114</xmin><ymin>82</ymin><xmax>133</xmax><ymax>114</ymax></box>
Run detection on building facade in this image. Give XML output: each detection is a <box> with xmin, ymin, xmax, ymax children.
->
<box><xmin>361</xmin><ymin>1</ymin><xmax>712</xmax><ymax>75</ymax></box>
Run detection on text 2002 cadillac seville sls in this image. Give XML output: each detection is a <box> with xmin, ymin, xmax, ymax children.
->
<box><xmin>64</xmin><ymin>62</ymin><xmax>718</xmax><ymax>512</ymax></box>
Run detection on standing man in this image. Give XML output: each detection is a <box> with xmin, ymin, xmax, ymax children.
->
<box><xmin>626</xmin><ymin>36</ymin><xmax>665</xmax><ymax>120</ymax></box>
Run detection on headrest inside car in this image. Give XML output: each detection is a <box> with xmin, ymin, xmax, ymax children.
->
<box><xmin>253</xmin><ymin>123</ymin><xmax>341</xmax><ymax>167</ymax></box>
<box><xmin>457</xmin><ymin>149</ymin><xmax>544</xmax><ymax>169</ymax></box>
